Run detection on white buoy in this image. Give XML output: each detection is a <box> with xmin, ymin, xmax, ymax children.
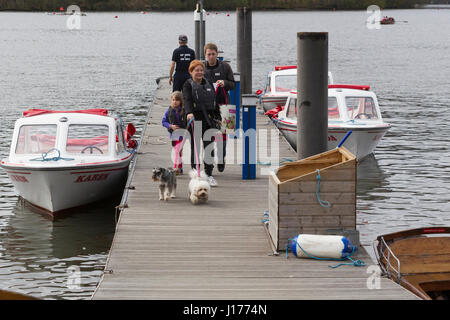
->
<box><xmin>288</xmin><ymin>234</ymin><xmax>355</xmax><ymax>259</ymax></box>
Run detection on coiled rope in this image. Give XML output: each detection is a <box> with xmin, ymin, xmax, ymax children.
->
<box><xmin>30</xmin><ymin>148</ymin><xmax>74</xmax><ymax>162</ymax></box>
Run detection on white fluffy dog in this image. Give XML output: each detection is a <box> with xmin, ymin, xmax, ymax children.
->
<box><xmin>188</xmin><ymin>170</ymin><xmax>210</xmax><ymax>205</ymax></box>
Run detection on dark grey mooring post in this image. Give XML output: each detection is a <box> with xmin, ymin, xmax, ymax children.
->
<box><xmin>236</xmin><ymin>7</ymin><xmax>252</xmax><ymax>94</ymax></box>
<box><xmin>194</xmin><ymin>2</ymin><xmax>205</xmax><ymax>60</ymax></box>
<box><xmin>297</xmin><ymin>32</ymin><xmax>328</xmax><ymax>160</ymax></box>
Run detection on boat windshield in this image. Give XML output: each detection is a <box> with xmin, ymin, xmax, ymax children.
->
<box><xmin>287</xmin><ymin>97</ymin><xmax>342</xmax><ymax>120</ymax></box>
<box><xmin>345</xmin><ymin>97</ymin><xmax>380</xmax><ymax>120</ymax></box>
<box><xmin>286</xmin><ymin>98</ymin><xmax>297</xmax><ymax>118</ymax></box>
<box><xmin>15</xmin><ymin>125</ymin><xmax>57</xmax><ymax>154</ymax></box>
<box><xmin>328</xmin><ymin>97</ymin><xmax>340</xmax><ymax>120</ymax></box>
<box><xmin>274</xmin><ymin>75</ymin><xmax>296</xmax><ymax>93</ymax></box>
<box><xmin>66</xmin><ymin>124</ymin><xmax>109</xmax><ymax>155</ymax></box>
<box><xmin>272</xmin><ymin>73</ymin><xmax>333</xmax><ymax>93</ymax></box>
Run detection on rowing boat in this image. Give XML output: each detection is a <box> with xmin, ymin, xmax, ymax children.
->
<box><xmin>374</xmin><ymin>227</ymin><xmax>450</xmax><ymax>300</ymax></box>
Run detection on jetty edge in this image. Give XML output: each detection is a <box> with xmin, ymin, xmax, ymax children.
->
<box><xmin>92</xmin><ymin>77</ymin><xmax>418</xmax><ymax>300</ymax></box>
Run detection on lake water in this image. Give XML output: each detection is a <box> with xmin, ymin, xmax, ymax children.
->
<box><xmin>0</xmin><ymin>9</ymin><xmax>449</xmax><ymax>299</ymax></box>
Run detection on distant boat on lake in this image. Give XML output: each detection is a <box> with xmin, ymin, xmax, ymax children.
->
<box><xmin>380</xmin><ymin>16</ymin><xmax>395</xmax><ymax>25</ymax></box>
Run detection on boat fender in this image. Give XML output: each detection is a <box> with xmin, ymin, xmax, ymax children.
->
<box><xmin>288</xmin><ymin>234</ymin><xmax>355</xmax><ymax>260</ymax></box>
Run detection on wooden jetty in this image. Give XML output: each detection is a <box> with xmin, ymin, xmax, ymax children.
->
<box><xmin>92</xmin><ymin>79</ymin><xmax>418</xmax><ymax>300</ymax></box>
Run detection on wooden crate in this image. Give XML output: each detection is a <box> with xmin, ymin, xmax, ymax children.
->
<box><xmin>268</xmin><ymin>147</ymin><xmax>357</xmax><ymax>250</ymax></box>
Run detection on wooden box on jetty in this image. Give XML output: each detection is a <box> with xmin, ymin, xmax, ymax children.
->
<box><xmin>268</xmin><ymin>147</ymin><xmax>357</xmax><ymax>250</ymax></box>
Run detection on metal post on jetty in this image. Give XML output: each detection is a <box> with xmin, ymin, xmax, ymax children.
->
<box><xmin>297</xmin><ymin>32</ymin><xmax>328</xmax><ymax>160</ymax></box>
<box><xmin>236</xmin><ymin>7</ymin><xmax>252</xmax><ymax>95</ymax></box>
<box><xmin>241</xmin><ymin>94</ymin><xmax>257</xmax><ymax>180</ymax></box>
<box><xmin>194</xmin><ymin>1</ymin><xmax>206</xmax><ymax>60</ymax></box>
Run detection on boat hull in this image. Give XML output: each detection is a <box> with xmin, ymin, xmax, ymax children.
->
<box><xmin>275</xmin><ymin>119</ymin><xmax>390</xmax><ymax>160</ymax></box>
<box><xmin>261</xmin><ymin>95</ymin><xmax>288</xmax><ymax>112</ymax></box>
<box><xmin>2</xmin><ymin>159</ymin><xmax>131</xmax><ymax>214</ymax></box>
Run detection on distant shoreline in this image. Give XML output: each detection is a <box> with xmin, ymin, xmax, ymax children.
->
<box><xmin>0</xmin><ymin>7</ymin><xmax>431</xmax><ymax>13</ymax></box>
<box><xmin>0</xmin><ymin>0</ymin><xmax>429</xmax><ymax>12</ymax></box>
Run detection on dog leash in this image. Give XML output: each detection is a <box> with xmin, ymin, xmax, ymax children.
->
<box><xmin>188</xmin><ymin>118</ymin><xmax>201</xmax><ymax>178</ymax></box>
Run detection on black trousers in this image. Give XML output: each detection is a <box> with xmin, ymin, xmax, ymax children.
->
<box><xmin>217</xmin><ymin>133</ymin><xmax>227</xmax><ymax>165</ymax></box>
<box><xmin>173</xmin><ymin>73</ymin><xmax>190</xmax><ymax>92</ymax></box>
<box><xmin>188</xmin><ymin>120</ymin><xmax>219</xmax><ymax>176</ymax></box>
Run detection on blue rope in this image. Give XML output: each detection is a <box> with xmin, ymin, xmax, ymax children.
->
<box><xmin>329</xmin><ymin>256</ymin><xmax>366</xmax><ymax>268</ymax></box>
<box><xmin>273</xmin><ymin>117</ymin><xmax>280</xmax><ymax>127</ymax></box>
<box><xmin>279</xmin><ymin>157</ymin><xmax>294</xmax><ymax>165</ymax></box>
<box><xmin>30</xmin><ymin>148</ymin><xmax>74</xmax><ymax>162</ymax></box>
<box><xmin>261</xmin><ymin>210</ymin><xmax>269</xmax><ymax>223</ymax></box>
<box><xmin>286</xmin><ymin>237</ymin><xmax>366</xmax><ymax>268</ymax></box>
<box><xmin>315</xmin><ymin>169</ymin><xmax>331</xmax><ymax>208</ymax></box>
<box><xmin>256</xmin><ymin>157</ymin><xmax>294</xmax><ymax>166</ymax></box>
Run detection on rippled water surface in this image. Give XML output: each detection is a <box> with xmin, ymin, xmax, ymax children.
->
<box><xmin>0</xmin><ymin>10</ymin><xmax>449</xmax><ymax>299</ymax></box>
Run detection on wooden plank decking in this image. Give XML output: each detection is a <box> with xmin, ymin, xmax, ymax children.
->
<box><xmin>92</xmin><ymin>79</ymin><xmax>418</xmax><ymax>300</ymax></box>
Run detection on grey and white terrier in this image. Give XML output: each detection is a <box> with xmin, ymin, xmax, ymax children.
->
<box><xmin>152</xmin><ymin>167</ymin><xmax>177</xmax><ymax>201</ymax></box>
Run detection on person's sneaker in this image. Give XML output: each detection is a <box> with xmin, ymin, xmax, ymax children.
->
<box><xmin>208</xmin><ymin>175</ymin><xmax>218</xmax><ymax>187</ymax></box>
<box><xmin>218</xmin><ymin>162</ymin><xmax>225</xmax><ymax>172</ymax></box>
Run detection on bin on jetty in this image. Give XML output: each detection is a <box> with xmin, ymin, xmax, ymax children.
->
<box><xmin>268</xmin><ymin>147</ymin><xmax>357</xmax><ymax>250</ymax></box>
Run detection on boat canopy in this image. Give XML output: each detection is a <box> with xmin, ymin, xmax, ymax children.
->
<box><xmin>265</xmin><ymin>68</ymin><xmax>334</xmax><ymax>96</ymax></box>
<box><xmin>290</xmin><ymin>84</ymin><xmax>371</xmax><ymax>95</ymax></box>
<box><xmin>328</xmin><ymin>84</ymin><xmax>370</xmax><ymax>91</ymax></box>
<box><xmin>23</xmin><ymin>109</ymin><xmax>108</xmax><ymax>117</ymax></box>
<box><xmin>274</xmin><ymin>65</ymin><xmax>296</xmax><ymax>71</ymax></box>
<box><xmin>277</xmin><ymin>88</ymin><xmax>383</xmax><ymax>122</ymax></box>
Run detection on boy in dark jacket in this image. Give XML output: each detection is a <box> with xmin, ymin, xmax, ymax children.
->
<box><xmin>203</xmin><ymin>43</ymin><xmax>235</xmax><ymax>173</ymax></box>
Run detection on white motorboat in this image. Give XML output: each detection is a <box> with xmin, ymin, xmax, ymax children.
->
<box><xmin>268</xmin><ymin>85</ymin><xmax>391</xmax><ymax>160</ymax></box>
<box><xmin>257</xmin><ymin>65</ymin><xmax>334</xmax><ymax>112</ymax></box>
<box><xmin>0</xmin><ymin>109</ymin><xmax>137</xmax><ymax>215</ymax></box>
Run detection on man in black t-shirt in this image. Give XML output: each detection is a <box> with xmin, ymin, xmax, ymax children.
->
<box><xmin>169</xmin><ymin>35</ymin><xmax>196</xmax><ymax>92</ymax></box>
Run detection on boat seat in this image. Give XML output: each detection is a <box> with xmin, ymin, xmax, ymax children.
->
<box><xmin>387</xmin><ymin>237</ymin><xmax>450</xmax><ymax>274</ymax></box>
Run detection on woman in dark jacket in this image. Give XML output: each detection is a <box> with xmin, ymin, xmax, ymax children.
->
<box><xmin>183</xmin><ymin>60</ymin><xmax>221</xmax><ymax>187</ymax></box>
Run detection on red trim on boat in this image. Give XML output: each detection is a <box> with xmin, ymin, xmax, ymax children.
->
<box><xmin>70</xmin><ymin>166</ymin><xmax>129</xmax><ymax>174</ymax></box>
<box><xmin>423</xmin><ymin>227</ymin><xmax>447</xmax><ymax>234</ymax></box>
<box><xmin>279</xmin><ymin>128</ymin><xmax>296</xmax><ymax>132</ymax></box>
<box><xmin>276</xmin><ymin>119</ymin><xmax>294</xmax><ymax>125</ymax></box>
<box><xmin>1</xmin><ymin>162</ymin><xmax>26</xmax><ymax>167</ymax></box>
<box><xmin>274</xmin><ymin>65</ymin><xmax>296</xmax><ymax>71</ymax></box>
<box><xmin>5</xmin><ymin>171</ymin><xmax>32</xmax><ymax>174</ymax></box>
<box><xmin>261</xmin><ymin>97</ymin><xmax>287</xmax><ymax>101</ymax></box>
<box><xmin>75</xmin><ymin>154</ymin><xmax>133</xmax><ymax>166</ymax></box>
<box><xmin>23</xmin><ymin>108</ymin><xmax>108</xmax><ymax>117</ymax></box>
<box><xmin>328</xmin><ymin>84</ymin><xmax>370</xmax><ymax>91</ymax></box>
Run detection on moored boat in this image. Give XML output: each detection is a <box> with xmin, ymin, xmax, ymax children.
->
<box><xmin>374</xmin><ymin>227</ymin><xmax>450</xmax><ymax>300</ymax></box>
<box><xmin>380</xmin><ymin>16</ymin><xmax>395</xmax><ymax>25</ymax></box>
<box><xmin>0</xmin><ymin>289</ymin><xmax>38</xmax><ymax>300</ymax></box>
<box><xmin>267</xmin><ymin>85</ymin><xmax>391</xmax><ymax>160</ymax></box>
<box><xmin>258</xmin><ymin>65</ymin><xmax>334</xmax><ymax>112</ymax></box>
<box><xmin>0</xmin><ymin>109</ymin><xmax>137</xmax><ymax>215</ymax></box>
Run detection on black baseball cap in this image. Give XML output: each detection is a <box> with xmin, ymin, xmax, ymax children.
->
<box><xmin>178</xmin><ymin>34</ymin><xmax>188</xmax><ymax>42</ymax></box>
